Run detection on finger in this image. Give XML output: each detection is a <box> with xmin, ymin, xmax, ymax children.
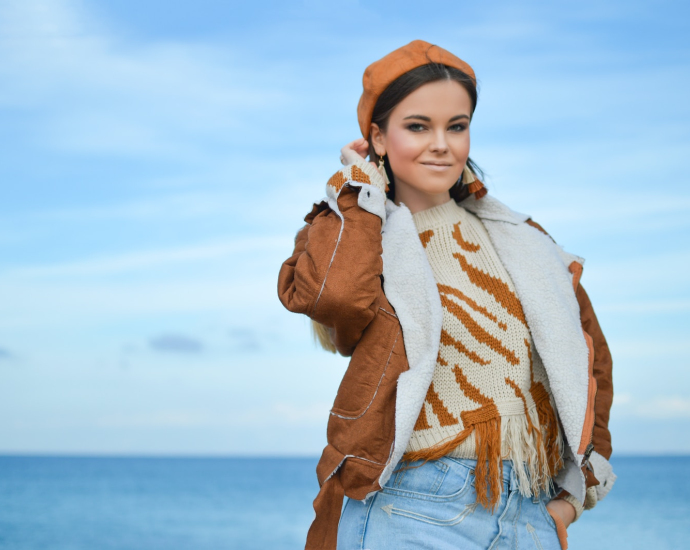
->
<box><xmin>342</xmin><ymin>138</ymin><xmax>362</xmax><ymax>152</ymax></box>
<box><xmin>341</xmin><ymin>140</ymin><xmax>369</xmax><ymax>162</ymax></box>
<box><xmin>340</xmin><ymin>142</ymin><xmax>357</xmax><ymax>157</ymax></box>
<box><xmin>342</xmin><ymin>138</ymin><xmax>368</xmax><ymax>152</ymax></box>
<box><xmin>354</xmin><ymin>144</ymin><xmax>369</xmax><ymax>157</ymax></box>
<box><xmin>341</xmin><ymin>148</ymin><xmax>362</xmax><ymax>165</ymax></box>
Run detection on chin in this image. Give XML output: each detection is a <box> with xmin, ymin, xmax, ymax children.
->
<box><xmin>395</xmin><ymin>170</ymin><xmax>460</xmax><ymax>196</ymax></box>
<box><xmin>410</xmin><ymin>177</ymin><xmax>458</xmax><ymax>194</ymax></box>
<box><xmin>412</xmin><ymin>184</ymin><xmax>455</xmax><ymax>195</ymax></box>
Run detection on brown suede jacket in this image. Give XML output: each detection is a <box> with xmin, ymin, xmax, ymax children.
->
<box><xmin>277</xmin><ymin>159</ymin><xmax>614</xmax><ymax>550</ymax></box>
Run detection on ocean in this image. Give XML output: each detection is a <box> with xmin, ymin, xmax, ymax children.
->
<box><xmin>0</xmin><ymin>455</ymin><xmax>687</xmax><ymax>549</ymax></box>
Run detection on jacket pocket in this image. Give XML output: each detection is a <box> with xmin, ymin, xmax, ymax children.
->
<box><xmin>330</xmin><ymin>309</ymin><xmax>400</xmax><ymax>418</ymax></box>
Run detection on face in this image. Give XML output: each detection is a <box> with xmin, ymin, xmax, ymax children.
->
<box><xmin>370</xmin><ymin>79</ymin><xmax>472</xmax><ymax>202</ymax></box>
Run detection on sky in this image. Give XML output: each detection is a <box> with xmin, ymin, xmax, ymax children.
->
<box><xmin>0</xmin><ymin>0</ymin><xmax>688</xmax><ymax>456</ymax></box>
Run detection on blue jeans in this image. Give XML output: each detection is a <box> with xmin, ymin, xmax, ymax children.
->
<box><xmin>337</xmin><ymin>457</ymin><xmax>563</xmax><ymax>550</ymax></box>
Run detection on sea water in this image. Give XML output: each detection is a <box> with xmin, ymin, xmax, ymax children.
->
<box><xmin>0</xmin><ymin>455</ymin><xmax>688</xmax><ymax>549</ymax></box>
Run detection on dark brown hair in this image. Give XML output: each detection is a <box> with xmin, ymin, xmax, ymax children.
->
<box><xmin>367</xmin><ymin>63</ymin><xmax>486</xmax><ymax>203</ymax></box>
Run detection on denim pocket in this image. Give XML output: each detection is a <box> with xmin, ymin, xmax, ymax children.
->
<box><xmin>539</xmin><ymin>499</ymin><xmax>569</xmax><ymax>550</ymax></box>
<box><xmin>376</xmin><ymin>459</ymin><xmax>478</xmax><ymax>527</ymax></box>
<box><xmin>381</xmin><ymin>458</ymin><xmax>474</xmax><ymax>502</ymax></box>
<box><xmin>538</xmin><ymin>497</ymin><xmax>557</xmax><ymax>530</ymax></box>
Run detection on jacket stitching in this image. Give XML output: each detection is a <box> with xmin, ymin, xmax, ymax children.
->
<box><xmin>323</xmin><ymin>454</ymin><xmax>387</xmax><ymax>485</ymax></box>
<box><xmin>378</xmin><ymin>307</ymin><xmax>398</xmax><ymax>318</ymax></box>
<box><xmin>311</xmin><ymin>197</ymin><xmax>346</xmax><ymax>315</ymax></box>
<box><xmin>330</xmin><ymin>327</ymin><xmax>401</xmax><ymax>420</ymax></box>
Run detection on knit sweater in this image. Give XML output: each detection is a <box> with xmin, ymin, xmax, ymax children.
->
<box><xmin>402</xmin><ymin>199</ymin><xmax>564</xmax><ymax>506</ymax></box>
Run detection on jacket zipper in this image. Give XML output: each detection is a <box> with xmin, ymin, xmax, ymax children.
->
<box><xmin>582</xmin><ymin>384</ymin><xmax>597</xmax><ymax>471</ymax></box>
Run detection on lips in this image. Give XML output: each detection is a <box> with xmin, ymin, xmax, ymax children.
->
<box><xmin>421</xmin><ymin>162</ymin><xmax>452</xmax><ymax>171</ymax></box>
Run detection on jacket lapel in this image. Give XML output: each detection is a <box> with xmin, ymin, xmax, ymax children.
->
<box><xmin>462</xmin><ymin>195</ymin><xmax>590</xmax><ymax>500</ymax></box>
<box><xmin>376</xmin><ymin>199</ymin><xmax>444</xmax><ymax>490</ymax></box>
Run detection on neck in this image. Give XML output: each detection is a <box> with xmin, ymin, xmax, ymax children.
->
<box><xmin>394</xmin><ymin>182</ymin><xmax>452</xmax><ymax>214</ymax></box>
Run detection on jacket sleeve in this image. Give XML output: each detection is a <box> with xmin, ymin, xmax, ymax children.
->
<box><xmin>277</xmin><ymin>157</ymin><xmax>389</xmax><ymax>356</ymax></box>
<box><xmin>576</xmin><ymin>284</ymin><xmax>613</xmax><ymax>461</ymax></box>
<box><xmin>575</xmin><ymin>283</ymin><xmax>616</xmax><ymax>509</ymax></box>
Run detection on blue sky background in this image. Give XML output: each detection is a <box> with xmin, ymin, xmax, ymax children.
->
<box><xmin>1</xmin><ymin>0</ymin><xmax>688</xmax><ymax>456</ymax></box>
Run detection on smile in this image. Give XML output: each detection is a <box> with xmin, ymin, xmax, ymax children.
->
<box><xmin>421</xmin><ymin>162</ymin><xmax>452</xmax><ymax>171</ymax></box>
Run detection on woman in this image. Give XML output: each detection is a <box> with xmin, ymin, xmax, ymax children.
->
<box><xmin>277</xmin><ymin>40</ymin><xmax>615</xmax><ymax>550</ymax></box>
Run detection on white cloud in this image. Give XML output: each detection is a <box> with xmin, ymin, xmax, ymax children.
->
<box><xmin>94</xmin><ymin>410</ymin><xmax>210</xmax><ymax>429</ymax></box>
<box><xmin>607</xmin><ymin>339</ymin><xmax>690</xmax><ymax>360</ymax></box>
<box><xmin>0</xmin><ymin>232</ymin><xmax>297</xmax><ymax>330</ymax></box>
<box><xmin>613</xmin><ymin>393</ymin><xmax>632</xmax><ymax>405</ymax></box>
<box><xmin>637</xmin><ymin>397</ymin><xmax>690</xmax><ymax>419</ymax></box>
<box><xmin>0</xmin><ymin>279</ymin><xmax>278</xmax><ymax>328</ymax></box>
<box><xmin>578</xmin><ymin>249</ymin><xmax>690</xmax><ymax>299</ymax></box>
<box><xmin>599</xmin><ymin>300</ymin><xmax>690</xmax><ymax>314</ymax></box>
<box><xmin>527</xmin><ymin>193</ymin><xmax>690</xmax><ymax>231</ymax></box>
<box><xmin>5</xmin><ymin>235</ymin><xmax>290</xmax><ymax>278</ymax></box>
<box><xmin>91</xmin><ymin>402</ymin><xmax>331</xmax><ymax>429</ymax></box>
<box><xmin>11</xmin><ymin>152</ymin><xmax>335</xmax><ymax>223</ymax></box>
<box><xmin>0</xmin><ymin>0</ymin><xmax>286</xmax><ymax>158</ymax></box>
<box><xmin>614</xmin><ymin>395</ymin><xmax>690</xmax><ymax>419</ymax></box>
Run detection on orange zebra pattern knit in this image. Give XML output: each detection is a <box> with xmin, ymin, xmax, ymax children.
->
<box><xmin>403</xmin><ymin>199</ymin><xmax>564</xmax><ymax>509</ymax></box>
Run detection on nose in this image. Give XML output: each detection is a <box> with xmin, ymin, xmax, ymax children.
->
<box><xmin>429</xmin><ymin>129</ymin><xmax>449</xmax><ymax>153</ymax></box>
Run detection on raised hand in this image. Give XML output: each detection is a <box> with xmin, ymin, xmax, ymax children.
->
<box><xmin>340</xmin><ymin>138</ymin><xmax>376</xmax><ymax>167</ymax></box>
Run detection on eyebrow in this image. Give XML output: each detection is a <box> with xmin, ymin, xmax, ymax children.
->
<box><xmin>403</xmin><ymin>114</ymin><xmax>470</xmax><ymax>122</ymax></box>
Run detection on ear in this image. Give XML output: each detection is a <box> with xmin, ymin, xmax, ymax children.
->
<box><xmin>369</xmin><ymin>123</ymin><xmax>386</xmax><ymax>156</ymax></box>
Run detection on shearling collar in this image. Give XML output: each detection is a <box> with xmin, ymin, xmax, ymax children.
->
<box><xmin>384</xmin><ymin>193</ymin><xmax>531</xmax><ymax>226</ymax></box>
<box><xmin>459</xmin><ymin>193</ymin><xmax>531</xmax><ymax>225</ymax></box>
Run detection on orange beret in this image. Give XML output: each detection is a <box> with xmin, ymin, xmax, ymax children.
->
<box><xmin>357</xmin><ymin>40</ymin><xmax>476</xmax><ymax>139</ymax></box>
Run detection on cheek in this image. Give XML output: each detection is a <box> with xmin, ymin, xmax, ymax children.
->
<box><xmin>386</xmin><ymin>131</ymin><xmax>425</xmax><ymax>166</ymax></box>
<box><xmin>449</xmin><ymin>133</ymin><xmax>471</xmax><ymax>162</ymax></box>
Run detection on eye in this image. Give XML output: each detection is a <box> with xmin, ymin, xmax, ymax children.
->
<box><xmin>406</xmin><ymin>123</ymin><xmax>426</xmax><ymax>132</ymax></box>
<box><xmin>449</xmin><ymin>123</ymin><xmax>468</xmax><ymax>132</ymax></box>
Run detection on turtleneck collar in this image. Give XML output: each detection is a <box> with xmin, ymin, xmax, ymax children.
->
<box><xmin>411</xmin><ymin>199</ymin><xmax>468</xmax><ymax>232</ymax></box>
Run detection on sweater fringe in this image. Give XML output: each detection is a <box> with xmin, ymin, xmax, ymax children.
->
<box><xmin>401</xmin><ymin>395</ymin><xmax>563</xmax><ymax>509</ymax></box>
